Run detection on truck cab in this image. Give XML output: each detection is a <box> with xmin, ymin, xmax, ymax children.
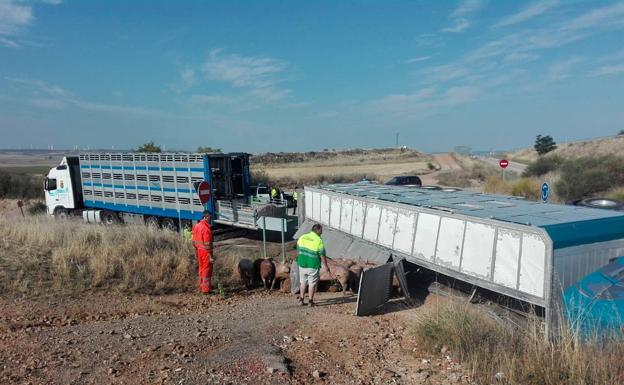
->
<box><xmin>44</xmin><ymin>157</ymin><xmax>83</xmax><ymax>217</ymax></box>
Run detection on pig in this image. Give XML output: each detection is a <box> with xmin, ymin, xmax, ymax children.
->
<box><xmin>320</xmin><ymin>259</ymin><xmax>351</xmax><ymax>296</ymax></box>
<box><xmin>237</xmin><ymin>258</ymin><xmax>255</xmax><ymax>289</ymax></box>
<box><xmin>270</xmin><ymin>261</ymin><xmax>291</xmax><ymax>291</ymax></box>
<box><xmin>258</xmin><ymin>258</ymin><xmax>276</xmax><ymax>290</ymax></box>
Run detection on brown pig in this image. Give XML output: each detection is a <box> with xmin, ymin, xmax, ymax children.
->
<box><xmin>270</xmin><ymin>261</ymin><xmax>291</xmax><ymax>290</ymax></box>
<box><xmin>320</xmin><ymin>259</ymin><xmax>351</xmax><ymax>296</ymax></box>
<box><xmin>258</xmin><ymin>258</ymin><xmax>276</xmax><ymax>290</ymax></box>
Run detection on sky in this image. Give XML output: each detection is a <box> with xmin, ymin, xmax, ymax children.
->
<box><xmin>0</xmin><ymin>0</ymin><xmax>623</xmax><ymax>153</ymax></box>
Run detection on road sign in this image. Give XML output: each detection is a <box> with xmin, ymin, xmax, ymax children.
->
<box><xmin>196</xmin><ymin>181</ymin><xmax>211</xmax><ymax>205</ymax></box>
<box><xmin>541</xmin><ymin>182</ymin><xmax>550</xmax><ymax>203</ymax></box>
<box><xmin>499</xmin><ymin>159</ymin><xmax>509</xmax><ymax>169</ymax></box>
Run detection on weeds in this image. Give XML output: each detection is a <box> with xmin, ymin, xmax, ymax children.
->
<box><xmin>413</xmin><ymin>299</ymin><xmax>624</xmax><ymax>385</ymax></box>
<box><xmin>0</xmin><ymin>216</ymin><xmax>195</xmax><ymax>295</ymax></box>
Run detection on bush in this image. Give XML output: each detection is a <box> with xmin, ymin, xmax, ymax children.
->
<box><xmin>555</xmin><ymin>156</ymin><xmax>624</xmax><ymax>201</ymax></box>
<box><xmin>0</xmin><ymin>169</ymin><xmax>43</xmax><ymax>199</ymax></box>
<box><xmin>413</xmin><ymin>299</ymin><xmax>624</xmax><ymax>385</ymax></box>
<box><xmin>510</xmin><ymin>178</ymin><xmax>541</xmax><ymax>201</ymax></box>
<box><xmin>483</xmin><ymin>175</ymin><xmax>512</xmax><ymax>195</ymax></box>
<box><xmin>27</xmin><ymin>201</ymin><xmax>47</xmax><ymax>215</ymax></box>
<box><xmin>437</xmin><ymin>171</ymin><xmax>472</xmax><ymax>187</ymax></box>
<box><xmin>523</xmin><ymin>155</ymin><xmax>563</xmax><ymax>177</ymax></box>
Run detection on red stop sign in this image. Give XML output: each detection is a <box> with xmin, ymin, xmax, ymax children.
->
<box><xmin>196</xmin><ymin>181</ymin><xmax>211</xmax><ymax>205</ymax></box>
<box><xmin>499</xmin><ymin>159</ymin><xmax>509</xmax><ymax>169</ymax></box>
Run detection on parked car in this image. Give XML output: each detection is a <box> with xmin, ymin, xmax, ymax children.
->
<box><xmin>385</xmin><ymin>175</ymin><xmax>422</xmax><ymax>187</ymax></box>
<box><xmin>569</xmin><ymin>197</ymin><xmax>624</xmax><ymax>211</ymax></box>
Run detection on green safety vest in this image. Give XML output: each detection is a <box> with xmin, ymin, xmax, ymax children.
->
<box><xmin>296</xmin><ymin>231</ymin><xmax>325</xmax><ymax>269</ymax></box>
<box><xmin>293</xmin><ymin>191</ymin><xmax>299</xmax><ymax>201</ymax></box>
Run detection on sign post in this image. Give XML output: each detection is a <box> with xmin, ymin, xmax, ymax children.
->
<box><xmin>541</xmin><ymin>182</ymin><xmax>550</xmax><ymax>203</ymax></box>
<box><xmin>499</xmin><ymin>159</ymin><xmax>509</xmax><ymax>181</ymax></box>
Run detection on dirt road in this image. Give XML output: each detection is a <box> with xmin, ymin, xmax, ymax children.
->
<box><xmin>1</xmin><ymin>291</ymin><xmax>469</xmax><ymax>385</ymax></box>
<box><xmin>420</xmin><ymin>154</ymin><xmax>461</xmax><ymax>186</ymax></box>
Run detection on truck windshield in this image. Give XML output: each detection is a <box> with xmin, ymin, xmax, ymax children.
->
<box><xmin>45</xmin><ymin>178</ymin><xmax>57</xmax><ymax>191</ymax></box>
<box><xmin>257</xmin><ymin>186</ymin><xmax>268</xmax><ymax>194</ymax></box>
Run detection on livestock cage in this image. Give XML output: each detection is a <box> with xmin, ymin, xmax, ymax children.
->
<box><xmin>297</xmin><ymin>183</ymin><xmax>624</xmax><ymax>334</ymax></box>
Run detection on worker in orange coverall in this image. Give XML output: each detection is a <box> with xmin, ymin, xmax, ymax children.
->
<box><xmin>192</xmin><ymin>210</ymin><xmax>214</xmax><ymax>294</ymax></box>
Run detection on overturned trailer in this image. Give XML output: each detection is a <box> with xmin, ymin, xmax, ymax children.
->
<box><xmin>297</xmin><ymin>183</ymin><xmax>624</xmax><ymax>334</ymax></box>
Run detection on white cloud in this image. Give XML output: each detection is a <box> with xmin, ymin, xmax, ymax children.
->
<box><xmin>203</xmin><ymin>49</ymin><xmax>287</xmax><ymax>88</ymax></box>
<box><xmin>470</xmin><ymin>2</ymin><xmax>624</xmax><ymax>61</ymax></box>
<box><xmin>0</xmin><ymin>0</ymin><xmax>33</xmax><ymax>47</ymax></box>
<box><xmin>197</xmin><ymin>49</ymin><xmax>294</xmax><ymax>109</ymax></box>
<box><xmin>443</xmin><ymin>0</ymin><xmax>483</xmax><ymax>33</ymax></box>
<box><xmin>422</xmin><ymin>64</ymin><xmax>470</xmax><ymax>82</ymax></box>
<box><xmin>589</xmin><ymin>64</ymin><xmax>624</xmax><ymax>77</ymax></box>
<box><xmin>407</xmin><ymin>56</ymin><xmax>432</xmax><ymax>64</ymax></box>
<box><xmin>493</xmin><ymin>1</ymin><xmax>558</xmax><ymax>28</ymax></box>
<box><xmin>180</xmin><ymin>67</ymin><xmax>196</xmax><ymax>87</ymax></box>
<box><xmin>5</xmin><ymin>76</ymin><xmax>162</xmax><ymax>116</ymax></box>
<box><xmin>366</xmin><ymin>86</ymin><xmax>478</xmax><ymax>120</ymax></box>
<box><xmin>442</xmin><ymin>18</ymin><xmax>471</xmax><ymax>33</ymax></box>
<box><xmin>548</xmin><ymin>57</ymin><xmax>583</xmax><ymax>81</ymax></box>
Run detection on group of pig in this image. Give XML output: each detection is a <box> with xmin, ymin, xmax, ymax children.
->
<box><xmin>237</xmin><ymin>257</ymin><xmax>379</xmax><ymax>295</ymax></box>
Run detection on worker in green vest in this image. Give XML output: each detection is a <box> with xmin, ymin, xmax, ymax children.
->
<box><xmin>270</xmin><ymin>186</ymin><xmax>279</xmax><ymax>203</ymax></box>
<box><xmin>292</xmin><ymin>187</ymin><xmax>299</xmax><ymax>214</ymax></box>
<box><xmin>296</xmin><ymin>223</ymin><xmax>331</xmax><ymax>307</ymax></box>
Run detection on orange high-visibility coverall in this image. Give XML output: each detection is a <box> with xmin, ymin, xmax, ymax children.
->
<box><xmin>192</xmin><ymin>219</ymin><xmax>213</xmax><ymax>293</ymax></box>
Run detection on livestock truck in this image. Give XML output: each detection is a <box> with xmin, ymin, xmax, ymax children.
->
<box><xmin>43</xmin><ymin>152</ymin><xmax>278</xmax><ymax>231</ymax></box>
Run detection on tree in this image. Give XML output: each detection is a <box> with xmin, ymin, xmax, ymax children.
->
<box><xmin>136</xmin><ymin>141</ymin><xmax>161</xmax><ymax>153</ymax></box>
<box><xmin>618</xmin><ymin>129</ymin><xmax>624</xmax><ymax>136</ymax></box>
<box><xmin>197</xmin><ymin>146</ymin><xmax>222</xmax><ymax>153</ymax></box>
<box><xmin>534</xmin><ymin>135</ymin><xmax>557</xmax><ymax>156</ymax></box>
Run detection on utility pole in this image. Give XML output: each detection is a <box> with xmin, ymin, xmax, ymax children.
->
<box><xmin>395</xmin><ymin>132</ymin><xmax>399</xmax><ymax>148</ymax></box>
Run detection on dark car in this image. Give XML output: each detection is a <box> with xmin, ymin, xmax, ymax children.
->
<box><xmin>385</xmin><ymin>175</ymin><xmax>422</xmax><ymax>187</ymax></box>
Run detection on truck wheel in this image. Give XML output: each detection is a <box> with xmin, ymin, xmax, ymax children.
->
<box><xmin>161</xmin><ymin>218</ymin><xmax>177</xmax><ymax>232</ymax></box>
<box><xmin>101</xmin><ymin>210</ymin><xmax>119</xmax><ymax>226</ymax></box>
<box><xmin>145</xmin><ymin>216</ymin><xmax>160</xmax><ymax>229</ymax></box>
<box><xmin>54</xmin><ymin>207</ymin><xmax>68</xmax><ymax>219</ymax></box>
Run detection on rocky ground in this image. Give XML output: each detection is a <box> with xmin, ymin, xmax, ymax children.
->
<box><xmin>0</xmin><ymin>290</ymin><xmax>472</xmax><ymax>385</ymax></box>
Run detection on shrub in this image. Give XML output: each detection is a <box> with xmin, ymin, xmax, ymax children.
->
<box><xmin>437</xmin><ymin>171</ymin><xmax>472</xmax><ymax>187</ymax></box>
<box><xmin>27</xmin><ymin>201</ymin><xmax>47</xmax><ymax>215</ymax></box>
<box><xmin>483</xmin><ymin>175</ymin><xmax>512</xmax><ymax>195</ymax></box>
<box><xmin>555</xmin><ymin>156</ymin><xmax>624</xmax><ymax>201</ymax></box>
<box><xmin>413</xmin><ymin>299</ymin><xmax>624</xmax><ymax>385</ymax></box>
<box><xmin>0</xmin><ymin>169</ymin><xmax>43</xmax><ymax>199</ymax></box>
<box><xmin>510</xmin><ymin>178</ymin><xmax>541</xmax><ymax>201</ymax></box>
<box><xmin>523</xmin><ymin>155</ymin><xmax>563</xmax><ymax>177</ymax></box>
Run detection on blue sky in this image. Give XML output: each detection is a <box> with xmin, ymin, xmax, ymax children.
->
<box><xmin>1</xmin><ymin>0</ymin><xmax>623</xmax><ymax>153</ymax></box>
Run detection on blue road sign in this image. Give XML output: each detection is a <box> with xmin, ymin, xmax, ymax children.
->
<box><xmin>541</xmin><ymin>182</ymin><xmax>550</xmax><ymax>203</ymax></box>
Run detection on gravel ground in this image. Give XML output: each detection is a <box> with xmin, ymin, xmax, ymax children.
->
<box><xmin>0</xmin><ymin>290</ymin><xmax>472</xmax><ymax>385</ymax></box>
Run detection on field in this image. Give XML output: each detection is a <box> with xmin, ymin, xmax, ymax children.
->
<box><xmin>251</xmin><ymin>148</ymin><xmax>436</xmax><ymax>186</ymax></box>
<box><xmin>506</xmin><ymin>135</ymin><xmax>624</xmax><ymax>164</ymax></box>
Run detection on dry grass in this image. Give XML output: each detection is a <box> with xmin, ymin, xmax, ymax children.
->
<box><xmin>607</xmin><ymin>187</ymin><xmax>624</xmax><ymax>201</ymax></box>
<box><xmin>507</xmin><ymin>136</ymin><xmax>624</xmax><ymax>164</ymax></box>
<box><xmin>483</xmin><ymin>175</ymin><xmax>562</xmax><ymax>202</ymax></box>
<box><xmin>0</xmin><ymin>215</ymin><xmax>287</xmax><ymax>297</ymax></box>
<box><xmin>0</xmin><ymin>216</ymin><xmax>196</xmax><ymax>295</ymax></box>
<box><xmin>436</xmin><ymin>154</ymin><xmax>503</xmax><ymax>188</ymax></box>
<box><xmin>413</xmin><ymin>299</ymin><xmax>624</xmax><ymax>385</ymax></box>
<box><xmin>250</xmin><ymin>148</ymin><xmax>436</xmax><ymax>187</ymax></box>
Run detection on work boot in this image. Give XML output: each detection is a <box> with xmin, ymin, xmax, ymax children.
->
<box><xmin>308</xmin><ymin>300</ymin><xmax>315</xmax><ymax>307</ymax></box>
<box><xmin>298</xmin><ymin>296</ymin><xmax>305</xmax><ymax>306</ymax></box>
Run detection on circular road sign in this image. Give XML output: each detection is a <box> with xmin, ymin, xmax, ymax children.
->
<box><xmin>197</xmin><ymin>181</ymin><xmax>211</xmax><ymax>205</ymax></box>
<box><xmin>499</xmin><ymin>159</ymin><xmax>509</xmax><ymax>169</ymax></box>
<box><xmin>541</xmin><ymin>182</ymin><xmax>550</xmax><ymax>203</ymax></box>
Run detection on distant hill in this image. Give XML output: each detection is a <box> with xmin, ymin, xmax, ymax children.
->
<box><xmin>251</xmin><ymin>147</ymin><xmax>429</xmax><ymax>166</ymax></box>
<box><xmin>507</xmin><ymin>135</ymin><xmax>624</xmax><ymax>163</ymax></box>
